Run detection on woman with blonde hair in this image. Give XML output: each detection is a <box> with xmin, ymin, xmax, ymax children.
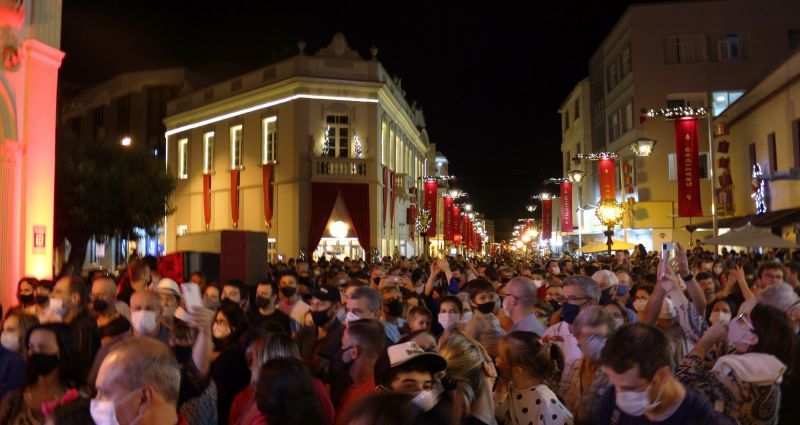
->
<box><xmin>438</xmin><ymin>332</ymin><xmax>498</xmax><ymax>425</ymax></box>
<box><xmin>494</xmin><ymin>331</ymin><xmax>573</xmax><ymax>425</ymax></box>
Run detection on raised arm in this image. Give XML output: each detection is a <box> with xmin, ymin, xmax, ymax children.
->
<box><xmin>676</xmin><ymin>243</ymin><xmax>706</xmax><ymax>314</ymax></box>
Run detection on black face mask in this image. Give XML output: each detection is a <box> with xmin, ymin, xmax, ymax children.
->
<box><xmin>172</xmin><ymin>345</ymin><xmax>193</xmax><ymax>364</ymax></box>
<box><xmin>92</xmin><ymin>299</ymin><xmax>109</xmax><ymax>313</ymax></box>
<box><xmin>549</xmin><ymin>299</ymin><xmax>562</xmax><ymax>312</ymax></box>
<box><xmin>29</xmin><ymin>354</ymin><xmax>59</xmax><ymax>376</ymax></box>
<box><xmin>311</xmin><ymin>309</ymin><xmax>332</xmax><ymax>327</ymax></box>
<box><xmin>99</xmin><ymin>315</ymin><xmax>132</xmax><ymax>338</ymax></box>
<box><xmin>599</xmin><ymin>287</ymin><xmax>613</xmax><ymax>306</ymax></box>
<box><xmin>298</xmin><ymin>277</ymin><xmax>312</xmax><ymax>287</ymax></box>
<box><xmin>476</xmin><ymin>301</ymin><xmax>495</xmax><ymax>315</ymax></box>
<box><xmin>385</xmin><ymin>299</ymin><xmax>404</xmax><ymax>318</ymax></box>
<box><xmin>255</xmin><ymin>296</ymin><xmax>272</xmax><ymax>309</ymax></box>
<box><xmin>18</xmin><ymin>294</ymin><xmax>34</xmax><ymax>305</ymax></box>
<box><xmin>36</xmin><ymin>295</ymin><xmax>49</xmax><ymax>305</ymax></box>
<box><xmin>220</xmin><ymin>298</ymin><xmax>240</xmax><ymax>310</ymax></box>
<box><xmin>280</xmin><ymin>287</ymin><xmax>297</xmax><ymax>298</ymax></box>
<box><xmin>501</xmin><ymin>277</ymin><xmax>511</xmax><ymax>284</ymax></box>
<box><xmin>373</xmin><ymin>277</ymin><xmax>381</xmax><ymax>285</ymax></box>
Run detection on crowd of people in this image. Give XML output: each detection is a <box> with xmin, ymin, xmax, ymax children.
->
<box><xmin>0</xmin><ymin>241</ymin><xmax>797</xmax><ymax>425</ymax></box>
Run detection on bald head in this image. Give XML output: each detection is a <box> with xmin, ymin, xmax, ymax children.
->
<box><xmin>505</xmin><ymin>277</ymin><xmax>538</xmax><ymax>308</ymax></box>
<box><xmin>92</xmin><ymin>277</ymin><xmax>117</xmax><ymax>298</ymax></box>
<box><xmin>96</xmin><ymin>337</ymin><xmax>180</xmax><ymax>406</ymax></box>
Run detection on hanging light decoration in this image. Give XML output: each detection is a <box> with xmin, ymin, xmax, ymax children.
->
<box><xmin>629</xmin><ymin>138</ymin><xmax>657</xmax><ymax>157</ymax></box>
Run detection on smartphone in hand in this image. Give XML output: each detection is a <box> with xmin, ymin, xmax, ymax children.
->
<box><xmin>181</xmin><ymin>283</ymin><xmax>203</xmax><ymax>310</ymax></box>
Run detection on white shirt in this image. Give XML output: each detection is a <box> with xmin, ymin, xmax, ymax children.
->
<box><xmin>543</xmin><ymin>321</ymin><xmax>582</xmax><ymax>385</ymax></box>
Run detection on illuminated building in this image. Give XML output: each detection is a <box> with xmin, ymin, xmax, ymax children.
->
<box><xmin>164</xmin><ymin>34</ymin><xmax>433</xmax><ymax>260</ymax></box>
<box><xmin>0</xmin><ymin>0</ymin><xmax>64</xmax><ymax>307</ymax></box>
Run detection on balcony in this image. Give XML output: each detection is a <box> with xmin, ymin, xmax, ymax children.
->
<box><xmin>394</xmin><ymin>173</ymin><xmax>410</xmax><ymax>198</ymax></box>
<box><xmin>311</xmin><ymin>156</ymin><xmax>368</xmax><ymax>182</ymax></box>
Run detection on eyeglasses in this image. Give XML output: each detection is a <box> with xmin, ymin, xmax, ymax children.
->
<box><xmin>733</xmin><ymin>312</ymin><xmax>755</xmax><ymax>331</ymax></box>
<box><xmin>564</xmin><ymin>296</ymin><xmax>591</xmax><ymax>305</ymax></box>
<box><xmin>499</xmin><ymin>294</ymin><xmax>518</xmax><ymax>302</ymax></box>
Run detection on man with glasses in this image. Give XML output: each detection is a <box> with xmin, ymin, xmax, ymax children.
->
<box><xmin>543</xmin><ymin>275</ymin><xmax>600</xmax><ymax>381</ymax></box>
<box><xmin>755</xmin><ymin>262</ymin><xmax>785</xmax><ymax>292</ymax></box>
<box><xmin>500</xmin><ymin>277</ymin><xmax>545</xmax><ymax>335</ymax></box>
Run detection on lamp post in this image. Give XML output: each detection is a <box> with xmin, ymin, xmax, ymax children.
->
<box><xmin>595</xmin><ymin>200</ymin><xmax>625</xmax><ymax>256</ymax></box>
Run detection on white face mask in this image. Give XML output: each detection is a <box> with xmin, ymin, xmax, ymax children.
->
<box><xmin>131</xmin><ymin>310</ymin><xmax>158</xmax><ymax>335</ymax></box>
<box><xmin>632</xmin><ymin>298</ymin><xmax>648</xmax><ymax>312</ymax></box>
<box><xmin>615</xmin><ymin>381</ymin><xmax>662</xmax><ymax>416</ymax></box>
<box><xmin>0</xmin><ymin>332</ymin><xmax>19</xmax><ymax>352</ymax></box>
<box><xmin>659</xmin><ymin>297</ymin><xmax>677</xmax><ymax>320</ymax></box>
<box><xmin>532</xmin><ymin>280</ymin><xmax>544</xmax><ymax>289</ymax></box>
<box><xmin>345</xmin><ymin>311</ymin><xmax>361</xmax><ymax>324</ymax></box>
<box><xmin>48</xmin><ymin>297</ymin><xmax>65</xmax><ymax>318</ymax></box>
<box><xmin>709</xmin><ymin>311</ymin><xmax>731</xmax><ymax>325</ymax></box>
<box><xmin>438</xmin><ymin>312</ymin><xmax>460</xmax><ymax>331</ymax></box>
<box><xmin>613</xmin><ymin>318</ymin><xmax>625</xmax><ymax>329</ymax></box>
<box><xmin>461</xmin><ymin>311</ymin><xmax>473</xmax><ymax>324</ymax></box>
<box><xmin>336</xmin><ymin>308</ymin><xmax>347</xmax><ymax>322</ymax></box>
<box><xmin>90</xmin><ymin>398</ymin><xmax>120</xmax><ymax>425</ymax></box>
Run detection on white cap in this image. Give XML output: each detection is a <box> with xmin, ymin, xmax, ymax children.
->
<box><xmin>156</xmin><ymin>278</ymin><xmax>181</xmax><ymax>298</ymax></box>
<box><xmin>387</xmin><ymin>342</ymin><xmax>447</xmax><ymax>372</ymax></box>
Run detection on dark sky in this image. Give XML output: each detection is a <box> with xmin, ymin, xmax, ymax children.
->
<box><xmin>61</xmin><ymin>1</ymin><xmax>657</xmax><ymax>239</ymax></box>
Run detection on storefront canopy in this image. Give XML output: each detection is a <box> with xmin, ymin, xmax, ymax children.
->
<box><xmin>703</xmin><ymin>224</ymin><xmax>798</xmax><ymax>248</ymax></box>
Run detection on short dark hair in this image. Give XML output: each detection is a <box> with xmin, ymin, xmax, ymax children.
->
<box><xmin>256</xmin><ymin>357</ymin><xmax>324</xmax><ymax>425</ymax></box>
<box><xmin>129</xmin><ymin>260</ymin><xmax>148</xmax><ymax>281</ymax></box>
<box><xmin>695</xmin><ymin>271</ymin><xmax>714</xmax><ymax>281</ymax></box>
<box><xmin>257</xmin><ymin>280</ymin><xmax>279</xmax><ymax>298</ymax></box>
<box><xmin>407</xmin><ymin>305</ymin><xmax>433</xmax><ymax>320</ymax></box>
<box><xmin>463</xmin><ymin>279</ymin><xmax>495</xmax><ymax>301</ymax></box>
<box><xmin>438</xmin><ymin>296</ymin><xmax>463</xmax><ymax>314</ymax></box>
<box><xmin>757</xmin><ymin>262</ymin><xmax>784</xmax><ymax>279</ymax></box>
<box><xmin>346</xmin><ymin>319</ymin><xmax>385</xmax><ymax>358</ymax></box>
<box><xmin>25</xmin><ymin>323</ymin><xmax>81</xmax><ymax>388</ymax></box>
<box><xmin>750</xmin><ymin>303</ymin><xmax>796</xmax><ymax>373</ymax></box>
<box><xmin>600</xmin><ymin>323</ymin><xmax>673</xmax><ymax>381</ymax></box>
<box><xmin>224</xmin><ymin>279</ymin><xmax>249</xmax><ymax>302</ymax></box>
<box><xmin>484</xmin><ymin>266</ymin><xmax>499</xmax><ymax>282</ymax></box>
<box><xmin>64</xmin><ymin>275</ymin><xmax>89</xmax><ymax>305</ymax></box>
<box><xmin>381</xmin><ymin>356</ymin><xmax>437</xmax><ymax>387</ymax></box>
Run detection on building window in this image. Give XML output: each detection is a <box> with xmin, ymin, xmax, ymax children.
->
<box><xmin>717</xmin><ymin>33</ymin><xmax>750</xmax><ymax>61</ymax></box>
<box><xmin>712</xmin><ymin>90</ymin><xmax>745</xmax><ymax>116</ymax></box>
<box><xmin>381</xmin><ymin>122</ymin><xmax>387</xmax><ymax>165</ymax></box>
<box><xmin>203</xmin><ymin>132</ymin><xmax>214</xmax><ymax>174</ymax></box>
<box><xmin>325</xmin><ymin>115</ymin><xmax>349</xmax><ymax>158</ymax></box>
<box><xmin>606</xmin><ymin>62</ymin><xmax>618</xmax><ymax>91</ymax></box>
<box><xmin>574</xmin><ymin>98</ymin><xmax>580</xmax><ymax>120</ymax></box>
<box><xmin>564</xmin><ymin>111</ymin><xmax>570</xmax><ymax>130</ymax></box>
<box><xmin>664</xmin><ymin>35</ymin><xmax>707</xmax><ymax>64</ymax></box>
<box><xmin>768</xmin><ymin>132</ymin><xmax>777</xmax><ymax>173</ymax></box>
<box><xmin>230</xmin><ymin>124</ymin><xmax>243</xmax><ymax>169</ymax></box>
<box><xmin>262</xmin><ymin>116</ymin><xmax>277</xmax><ymax>164</ymax></box>
<box><xmin>668</xmin><ymin>152</ymin><xmax>711</xmax><ymax>181</ymax></box>
<box><xmin>178</xmin><ymin>138</ymin><xmax>189</xmax><ymax>179</ymax></box>
<box><xmin>621</xmin><ymin>47</ymin><xmax>631</xmax><ymax>75</ymax></box>
<box><xmin>117</xmin><ymin>95</ymin><xmax>131</xmax><ymax>136</ymax></box>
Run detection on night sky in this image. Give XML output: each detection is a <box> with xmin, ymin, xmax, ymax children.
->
<box><xmin>61</xmin><ymin>1</ymin><xmax>662</xmax><ymax>239</ymax></box>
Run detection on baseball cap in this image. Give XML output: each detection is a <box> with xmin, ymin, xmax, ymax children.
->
<box><xmin>156</xmin><ymin>278</ymin><xmax>181</xmax><ymax>298</ymax></box>
<box><xmin>387</xmin><ymin>342</ymin><xmax>447</xmax><ymax>372</ymax></box>
<box><xmin>311</xmin><ymin>285</ymin><xmax>341</xmax><ymax>303</ymax></box>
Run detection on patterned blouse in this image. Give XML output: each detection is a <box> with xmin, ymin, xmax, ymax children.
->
<box><xmin>676</xmin><ymin>349</ymin><xmax>782</xmax><ymax>425</ymax></box>
<box><xmin>559</xmin><ymin>359</ymin><xmax>611</xmax><ymax>425</ymax></box>
<box><xmin>495</xmin><ymin>384</ymin><xmax>573</xmax><ymax>425</ymax></box>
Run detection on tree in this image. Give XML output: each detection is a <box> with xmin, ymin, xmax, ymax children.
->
<box><xmin>55</xmin><ymin>135</ymin><xmax>176</xmax><ymax>271</ymax></box>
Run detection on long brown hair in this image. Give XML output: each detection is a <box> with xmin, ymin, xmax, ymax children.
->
<box><xmin>500</xmin><ymin>331</ymin><xmax>564</xmax><ymax>389</ymax></box>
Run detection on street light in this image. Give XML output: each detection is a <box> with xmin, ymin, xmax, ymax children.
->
<box><xmin>121</xmin><ymin>136</ymin><xmax>132</xmax><ymax>147</ymax></box>
<box><xmin>567</xmin><ymin>169</ymin><xmax>585</xmax><ymax>183</ymax></box>
<box><xmin>448</xmin><ymin>187</ymin><xmax>463</xmax><ymax>199</ymax></box>
<box><xmin>629</xmin><ymin>138</ymin><xmax>657</xmax><ymax>157</ymax></box>
<box><xmin>595</xmin><ymin>200</ymin><xmax>625</xmax><ymax>256</ymax></box>
<box><xmin>463</xmin><ymin>203</ymin><xmax>473</xmax><ymax>212</ymax></box>
<box><xmin>526</xmin><ymin>204</ymin><xmax>537</xmax><ymax>213</ymax></box>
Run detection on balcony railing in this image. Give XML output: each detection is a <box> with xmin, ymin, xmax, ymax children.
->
<box><xmin>311</xmin><ymin>156</ymin><xmax>368</xmax><ymax>182</ymax></box>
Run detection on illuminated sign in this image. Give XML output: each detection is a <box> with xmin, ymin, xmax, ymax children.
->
<box><xmin>33</xmin><ymin>225</ymin><xmax>46</xmax><ymax>254</ymax></box>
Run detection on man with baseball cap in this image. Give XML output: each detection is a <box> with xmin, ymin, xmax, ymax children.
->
<box><xmin>382</xmin><ymin>341</ymin><xmax>447</xmax><ymax>394</ymax></box>
<box><xmin>155</xmin><ymin>278</ymin><xmax>182</xmax><ymax>329</ymax></box>
<box><xmin>297</xmin><ymin>284</ymin><xmax>345</xmax><ymax>381</ymax></box>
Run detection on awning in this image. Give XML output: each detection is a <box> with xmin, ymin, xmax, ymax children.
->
<box><xmin>695</xmin><ymin>207</ymin><xmax>800</xmax><ymax>229</ymax></box>
<box><xmin>703</xmin><ymin>224</ymin><xmax>798</xmax><ymax>248</ymax></box>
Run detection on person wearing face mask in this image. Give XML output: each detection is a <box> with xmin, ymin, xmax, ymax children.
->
<box><xmin>631</xmin><ymin>285</ymin><xmax>653</xmax><ymax>322</ymax></box>
<box><xmin>297</xmin><ymin>285</ymin><xmax>345</xmax><ymax>381</ymax></box>
<box><xmin>676</xmin><ymin>302</ymin><xmax>795</xmax><ymax>425</ymax></box>
<box><xmin>0</xmin><ymin>314</ymin><xmax>27</xmax><ymax>401</ymax></box>
<box><xmin>51</xmin><ymin>275</ymin><xmax>100</xmax><ymax>383</ymax></box>
<box><xmin>380</xmin><ymin>286</ymin><xmax>406</xmax><ymax>343</ymax></box>
<box><xmin>12</xmin><ymin>277</ymin><xmax>39</xmax><ymax>314</ymax></box>
<box><xmin>592</xmin><ymin>270</ymin><xmax>619</xmax><ymax>306</ymax></box>
<box><xmin>335</xmin><ymin>319</ymin><xmax>386</xmax><ymax>425</ymax></box>
<box><xmin>24</xmin><ymin>280</ymin><xmax>57</xmax><ymax>324</ymax></box>
<box><xmin>368</xmin><ymin>265</ymin><xmax>385</xmax><ymax>288</ymax></box>
<box><xmin>543</xmin><ymin>276</ymin><xmax>599</xmax><ymax>379</ymax></box>
<box><xmin>210</xmin><ymin>303</ymin><xmax>251</xmax><ymax>424</ymax></box>
<box><xmin>116</xmin><ymin>260</ymin><xmax>150</xmax><ymax>305</ymax></box>
<box><xmin>91</xmin><ymin>277</ymin><xmax>131</xmax><ymax>341</ymax></box>
<box><xmin>155</xmin><ymin>278</ymin><xmax>182</xmax><ymax>330</ymax></box>
<box><xmin>463</xmin><ymin>279</ymin><xmax>506</xmax><ymax>358</ymax></box>
<box><xmin>91</xmin><ymin>336</ymin><xmax>181</xmax><ymax>425</ymax></box>
<box><xmin>597</xmin><ymin>323</ymin><xmax>731</xmax><ymax>425</ymax></box>
<box><xmin>437</xmin><ymin>296</ymin><xmax>464</xmax><ymax>340</ymax></box>
<box><xmin>438</xmin><ymin>333</ymin><xmax>499</xmax><ymax>425</ymax></box>
<box><xmin>202</xmin><ymin>283</ymin><xmax>221</xmax><ymax>311</ymax></box>
<box><xmin>129</xmin><ymin>289</ymin><xmax>169</xmax><ymax>342</ymax></box>
<box><xmin>559</xmin><ymin>306</ymin><xmax>616</xmax><ymax>424</ymax></box>
<box><xmin>1</xmin><ymin>311</ymin><xmax>38</xmax><ymax>358</ymax></box>
<box><xmin>706</xmin><ymin>298</ymin><xmax>735</xmax><ymax>326</ymax></box>
<box><xmin>0</xmin><ymin>324</ymin><xmax>82</xmax><ymax>425</ymax></box>
<box><xmin>247</xmin><ymin>280</ymin><xmax>291</xmax><ymax>334</ymax></box>
<box><xmin>382</xmin><ymin>341</ymin><xmax>447</xmax><ymax>395</ymax></box>
<box><xmin>276</xmin><ymin>273</ymin><xmax>311</xmax><ymax>334</ymax></box>
<box><xmin>494</xmin><ymin>331</ymin><xmax>572</xmax><ymax>425</ymax></box>
<box><xmin>501</xmin><ymin>277</ymin><xmax>547</xmax><ymax>336</ymax></box>
<box><xmin>604</xmin><ymin>300</ymin><xmax>634</xmax><ymax>329</ymax></box>
<box><xmin>546</xmin><ymin>260</ymin><xmax>561</xmax><ymax>280</ymax></box>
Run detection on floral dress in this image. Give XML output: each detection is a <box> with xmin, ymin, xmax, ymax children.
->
<box><xmin>495</xmin><ymin>384</ymin><xmax>573</xmax><ymax>425</ymax></box>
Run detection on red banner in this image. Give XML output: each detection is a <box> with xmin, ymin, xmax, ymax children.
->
<box><xmin>462</xmin><ymin>215</ymin><xmax>470</xmax><ymax>248</ymax></box>
<box><xmin>542</xmin><ymin>199</ymin><xmax>553</xmax><ymax>240</ymax></box>
<box><xmin>203</xmin><ymin>174</ymin><xmax>211</xmax><ymax>230</ymax></box>
<box><xmin>390</xmin><ymin>171</ymin><xmax>396</xmax><ymax>228</ymax></box>
<box><xmin>598</xmin><ymin>158</ymin><xmax>616</xmax><ymax>201</ymax></box>
<box><xmin>443</xmin><ymin>196</ymin><xmax>454</xmax><ymax>241</ymax></box>
<box><xmin>452</xmin><ymin>205</ymin><xmax>461</xmax><ymax>242</ymax></box>
<box><xmin>383</xmin><ymin>166</ymin><xmax>389</xmax><ymax>225</ymax></box>
<box><xmin>262</xmin><ymin>164</ymin><xmax>273</xmax><ymax>229</ymax></box>
<box><xmin>230</xmin><ymin>169</ymin><xmax>240</xmax><ymax>227</ymax></box>
<box><xmin>560</xmin><ymin>181</ymin><xmax>573</xmax><ymax>232</ymax></box>
<box><xmin>675</xmin><ymin>118</ymin><xmax>703</xmax><ymax>217</ymax></box>
<box><xmin>424</xmin><ymin>180</ymin><xmax>438</xmax><ymax>237</ymax></box>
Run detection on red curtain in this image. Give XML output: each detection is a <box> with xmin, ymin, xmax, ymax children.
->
<box><xmin>598</xmin><ymin>158</ymin><xmax>616</xmax><ymax>202</ymax></box>
<box><xmin>424</xmin><ymin>180</ymin><xmax>438</xmax><ymax>237</ymax></box>
<box><xmin>308</xmin><ymin>183</ymin><xmax>341</xmax><ymax>252</ymax></box>
<box><xmin>452</xmin><ymin>205</ymin><xmax>461</xmax><ymax>241</ymax></box>
<box><xmin>262</xmin><ymin>164</ymin><xmax>274</xmax><ymax>228</ymax></box>
<box><xmin>560</xmin><ymin>181</ymin><xmax>573</xmax><ymax>232</ymax></box>
<box><xmin>340</xmin><ymin>184</ymin><xmax>372</xmax><ymax>253</ymax></box>
<box><xmin>542</xmin><ymin>199</ymin><xmax>553</xmax><ymax>240</ymax></box>
<box><xmin>390</xmin><ymin>171</ymin><xmax>396</xmax><ymax>228</ymax></box>
<box><xmin>675</xmin><ymin>118</ymin><xmax>703</xmax><ymax>217</ymax></box>
<box><xmin>203</xmin><ymin>174</ymin><xmax>211</xmax><ymax>229</ymax></box>
<box><xmin>230</xmin><ymin>169</ymin><xmax>240</xmax><ymax>227</ymax></box>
